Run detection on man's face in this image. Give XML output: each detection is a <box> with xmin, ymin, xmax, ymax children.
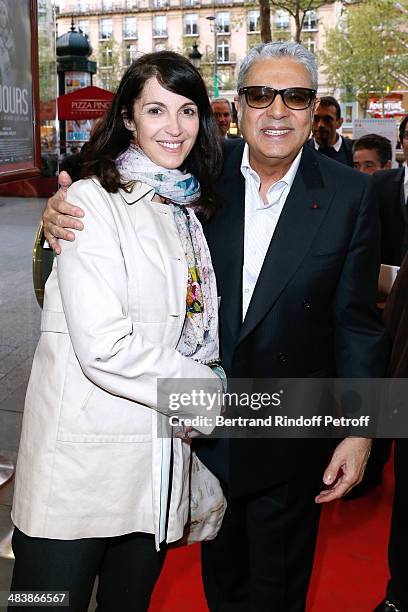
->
<box><xmin>312</xmin><ymin>102</ymin><xmax>342</xmax><ymax>147</ymax></box>
<box><xmin>353</xmin><ymin>148</ymin><xmax>389</xmax><ymax>175</ymax></box>
<box><xmin>212</xmin><ymin>101</ymin><xmax>232</xmax><ymax>137</ymax></box>
<box><xmin>236</xmin><ymin>57</ymin><xmax>315</xmax><ymax>175</ymax></box>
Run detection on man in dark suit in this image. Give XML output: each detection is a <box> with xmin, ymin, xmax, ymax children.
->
<box><xmin>198</xmin><ymin>43</ymin><xmax>387</xmax><ymax>611</ymax></box>
<box><xmin>372</xmin><ymin>115</ymin><xmax>408</xmax><ymax>266</ymax></box>
<box><xmin>307</xmin><ymin>95</ymin><xmax>354</xmax><ymax>167</ymax></box>
<box><xmin>43</xmin><ymin>43</ymin><xmax>387</xmax><ymax>611</ymax></box>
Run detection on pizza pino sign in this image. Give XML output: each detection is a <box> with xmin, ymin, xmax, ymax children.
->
<box><xmin>58</xmin><ymin>86</ymin><xmax>114</xmax><ymax>120</ymax></box>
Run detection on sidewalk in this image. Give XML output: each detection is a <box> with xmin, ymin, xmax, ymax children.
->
<box><xmin>0</xmin><ymin>196</ymin><xmax>43</xmax><ymax>609</ymax></box>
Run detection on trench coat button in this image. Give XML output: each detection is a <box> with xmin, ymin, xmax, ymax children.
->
<box><xmin>277</xmin><ymin>352</ymin><xmax>287</xmax><ymax>364</ymax></box>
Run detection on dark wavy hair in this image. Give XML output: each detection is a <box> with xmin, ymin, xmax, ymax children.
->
<box><xmin>81</xmin><ymin>51</ymin><xmax>223</xmax><ymax>218</ymax></box>
<box><xmin>399</xmin><ymin>114</ymin><xmax>408</xmax><ymax>145</ymax></box>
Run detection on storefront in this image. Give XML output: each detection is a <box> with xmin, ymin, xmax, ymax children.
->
<box><xmin>0</xmin><ymin>0</ymin><xmax>58</xmax><ymax>197</ymax></box>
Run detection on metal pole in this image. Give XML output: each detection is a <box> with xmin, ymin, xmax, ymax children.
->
<box><xmin>213</xmin><ymin>21</ymin><xmax>218</xmax><ymax>97</ymax></box>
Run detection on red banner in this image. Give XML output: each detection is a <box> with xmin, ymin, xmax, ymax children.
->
<box><xmin>58</xmin><ymin>85</ymin><xmax>114</xmax><ymax>120</ymax></box>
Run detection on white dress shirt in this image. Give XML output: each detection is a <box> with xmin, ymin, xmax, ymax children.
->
<box><xmin>403</xmin><ymin>162</ymin><xmax>408</xmax><ymax>204</ymax></box>
<box><xmin>313</xmin><ymin>135</ymin><xmax>343</xmax><ymax>152</ymax></box>
<box><xmin>241</xmin><ymin>144</ymin><xmax>302</xmax><ymax>320</ymax></box>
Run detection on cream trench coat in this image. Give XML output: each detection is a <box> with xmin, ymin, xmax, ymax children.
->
<box><xmin>12</xmin><ymin>178</ymin><xmax>221</xmax><ymax>549</ymax></box>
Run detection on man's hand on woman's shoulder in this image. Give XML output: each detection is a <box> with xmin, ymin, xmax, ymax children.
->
<box><xmin>43</xmin><ymin>171</ymin><xmax>84</xmax><ymax>254</ymax></box>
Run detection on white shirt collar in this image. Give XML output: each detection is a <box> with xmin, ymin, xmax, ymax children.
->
<box><xmin>240</xmin><ymin>143</ymin><xmax>302</xmax><ymax>209</ymax></box>
<box><xmin>403</xmin><ymin>162</ymin><xmax>408</xmax><ymax>185</ymax></box>
<box><xmin>314</xmin><ymin>135</ymin><xmax>342</xmax><ymax>152</ymax></box>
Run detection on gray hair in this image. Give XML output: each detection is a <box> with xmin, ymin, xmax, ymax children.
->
<box><xmin>237</xmin><ymin>42</ymin><xmax>318</xmax><ymax>92</ymax></box>
<box><xmin>211</xmin><ymin>97</ymin><xmax>232</xmax><ymax>112</ymax></box>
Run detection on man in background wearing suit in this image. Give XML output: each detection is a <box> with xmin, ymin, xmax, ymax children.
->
<box><xmin>43</xmin><ymin>43</ymin><xmax>387</xmax><ymax>611</ymax></box>
<box><xmin>307</xmin><ymin>95</ymin><xmax>354</xmax><ymax>167</ymax></box>
<box><xmin>372</xmin><ymin>114</ymin><xmax>408</xmax><ymax>266</ymax></box>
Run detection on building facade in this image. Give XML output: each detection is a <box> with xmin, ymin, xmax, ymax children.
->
<box><xmin>56</xmin><ymin>0</ymin><xmax>341</xmax><ymax>96</ymax></box>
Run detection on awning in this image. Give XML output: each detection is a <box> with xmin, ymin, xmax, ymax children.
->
<box><xmin>57</xmin><ymin>85</ymin><xmax>114</xmax><ymax>120</ymax></box>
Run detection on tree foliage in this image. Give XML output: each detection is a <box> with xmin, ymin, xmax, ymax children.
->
<box><xmin>321</xmin><ymin>0</ymin><xmax>408</xmax><ymax>114</ymax></box>
<box><xmin>258</xmin><ymin>1</ymin><xmax>364</xmax><ymax>44</ymax></box>
<box><xmin>271</xmin><ymin>0</ymin><xmax>337</xmax><ymax>42</ymax></box>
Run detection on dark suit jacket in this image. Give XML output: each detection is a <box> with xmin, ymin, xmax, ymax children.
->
<box><xmin>384</xmin><ymin>251</ymin><xmax>408</xmax><ymax>377</ymax></box>
<box><xmin>372</xmin><ymin>167</ymin><xmax>408</xmax><ymax>266</ymax></box>
<box><xmin>306</xmin><ymin>136</ymin><xmax>354</xmax><ymax>167</ymax></box>
<box><xmin>198</xmin><ymin>141</ymin><xmax>388</xmax><ymax>498</ymax></box>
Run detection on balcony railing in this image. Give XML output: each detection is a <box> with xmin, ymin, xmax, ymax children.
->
<box><xmin>59</xmin><ymin>1</ymin><xmax>138</xmax><ymax>15</ymax></box>
<box><xmin>123</xmin><ymin>30</ymin><xmax>138</xmax><ymax>38</ymax></box>
<box><xmin>99</xmin><ymin>31</ymin><xmax>113</xmax><ymax>39</ymax></box>
<box><xmin>150</xmin><ymin>0</ymin><xmax>169</xmax><ymax>8</ymax></box>
<box><xmin>302</xmin><ymin>22</ymin><xmax>318</xmax><ymax>31</ymax></box>
<box><xmin>152</xmin><ymin>29</ymin><xmax>168</xmax><ymax>37</ymax></box>
<box><xmin>204</xmin><ymin>51</ymin><xmax>236</xmax><ymax>64</ymax></box>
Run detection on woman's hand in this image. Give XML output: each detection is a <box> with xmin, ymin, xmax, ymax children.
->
<box><xmin>175</xmin><ymin>425</ymin><xmax>200</xmax><ymax>443</ymax></box>
<box><xmin>43</xmin><ymin>171</ymin><xmax>84</xmax><ymax>254</ymax></box>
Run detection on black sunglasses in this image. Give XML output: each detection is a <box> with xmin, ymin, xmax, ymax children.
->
<box><xmin>238</xmin><ymin>86</ymin><xmax>317</xmax><ymax>110</ymax></box>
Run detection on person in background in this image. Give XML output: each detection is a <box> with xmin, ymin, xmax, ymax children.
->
<box><xmin>344</xmin><ymin>131</ymin><xmax>394</xmax><ymax>501</ymax></box>
<box><xmin>374</xmin><ymin>252</ymin><xmax>408</xmax><ymax>612</ymax></box>
<box><xmin>10</xmin><ymin>51</ymin><xmax>224</xmax><ymax>612</ymax></box>
<box><xmin>211</xmin><ymin>97</ymin><xmax>238</xmax><ymax>139</ymax></box>
<box><xmin>307</xmin><ymin>95</ymin><xmax>354</xmax><ymax>166</ymax></box>
<box><xmin>372</xmin><ymin>115</ymin><xmax>408</xmax><ymax>266</ymax></box>
<box><xmin>353</xmin><ymin>133</ymin><xmax>392</xmax><ymax>175</ymax></box>
<box><xmin>42</xmin><ymin>42</ymin><xmax>388</xmax><ymax>611</ymax></box>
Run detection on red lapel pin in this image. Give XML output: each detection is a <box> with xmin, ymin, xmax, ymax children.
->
<box><xmin>311</xmin><ymin>203</ymin><xmax>320</xmax><ymax>209</ymax></box>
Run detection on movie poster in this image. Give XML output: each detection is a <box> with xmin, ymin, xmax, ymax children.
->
<box><xmin>0</xmin><ymin>0</ymin><xmax>36</xmax><ymax>176</ymax></box>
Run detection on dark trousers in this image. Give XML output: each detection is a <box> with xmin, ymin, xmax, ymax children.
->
<box><xmin>10</xmin><ymin>528</ymin><xmax>166</xmax><ymax>612</ymax></box>
<box><xmin>201</xmin><ymin>475</ymin><xmax>322</xmax><ymax>612</ymax></box>
<box><xmin>387</xmin><ymin>439</ymin><xmax>408</xmax><ymax>608</ymax></box>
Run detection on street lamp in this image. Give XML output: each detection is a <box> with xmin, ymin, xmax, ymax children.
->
<box><xmin>206</xmin><ymin>15</ymin><xmax>219</xmax><ymax>97</ymax></box>
<box><xmin>188</xmin><ymin>43</ymin><xmax>202</xmax><ymax>70</ymax></box>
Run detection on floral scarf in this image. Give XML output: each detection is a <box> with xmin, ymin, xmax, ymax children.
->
<box><xmin>116</xmin><ymin>144</ymin><xmax>219</xmax><ymax>363</ymax></box>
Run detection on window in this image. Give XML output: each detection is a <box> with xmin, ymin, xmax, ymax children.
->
<box><xmin>184</xmin><ymin>14</ymin><xmax>198</xmax><ymax>36</ymax></box>
<box><xmin>247</xmin><ymin>10</ymin><xmax>260</xmax><ymax>33</ymax></box>
<box><xmin>78</xmin><ymin>0</ymin><xmax>89</xmax><ymax>12</ymax></box>
<box><xmin>124</xmin><ymin>44</ymin><xmax>138</xmax><ymax>66</ymax></box>
<box><xmin>217</xmin><ymin>40</ymin><xmax>229</xmax><ymax>63</ymax></box>
<box><xmin>78</xmin><ymin>20</ymin><xmax>89</xmax><ymax>36</ymax></box>
<box><xmin>99</xmin><ymin>18</ymin><xmax>112</xmax><ymax>39</ymax></box>
<box><xmin>100</xmin><ymin>73</ymin><xmax>110</xmax><ymax>90</ymax></box>
<box><xmin>153</xmin><ymin>15</ymin><xmax>167</xmax><ymax>37</ymax></box>
<box><xmin>183</xmin><ymin>0</ymin><xmax>199</xmax><ymax>6</ymax></box>
<box><xmin>303</xmin><ymin>10</ymin><xmax>317</xmax><ymax>31</ymax></box>
<box><xmin>155</xmin><ymin>43</ymin><xmax>166</xmax><ymax>51</ymax></box>
<box><xmin>100</xmin><ymin>45</ymin><xmax>113</xmax><ymax>67</ymax></box>
<box><xmin>102</xmin><ymin>0</ymin><xmax>113</xmax><ymax>10</ymax></box>
<box><xmin>124</xmin><ymin>16</ymin><xmax>137</xmax><ymax>38</ymax></box>
<box><xmin>304</xmin><ymin>37</ymin><xmax>316</xmax><ymax>54</ymax></box>
<box><xmin>274</xmin><ymin>10</ymin><xmax>289</xmax><ymax>29</ymax></box>
<box><xmin>216</xmin><ymin>12</ymin><xmax>229</xmax><ymax>34</ymax></box>
<box><xmin>153</xmin><ymin>0</ymin><xmax>168</xmax><ymax>7</ymax></box>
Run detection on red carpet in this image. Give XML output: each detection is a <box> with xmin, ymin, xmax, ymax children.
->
<box><xmin>150</xmin><ymin>459</ymin><xmax>394</xmax><ymax>611</ymax></box>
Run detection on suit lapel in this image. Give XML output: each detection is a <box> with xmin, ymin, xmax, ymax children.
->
<box><xmin>396</xmin><ymin>168</ymin><xmax>408</xmax><ymax>220</ymax></box>
<box><xmin>206</xmin><ymin>143</ymin><xmax>245</xmax><ymax>342</ymax></box>
<box><xmin>238</xmin><ymin>146</ymin><xmax>335</xmax><ymax>345</ymax></box>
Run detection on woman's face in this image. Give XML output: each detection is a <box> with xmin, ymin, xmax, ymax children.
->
<box><xmin>124</xmin><ymin>77</ymin><xmax>200</xmax><ymax>169</ymax></box>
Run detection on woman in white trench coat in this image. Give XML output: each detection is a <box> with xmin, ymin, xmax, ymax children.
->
<box><xmin>10</xmin><ymin>52</ymin><xmax>224</xmax><ymax>611</ymax></box>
